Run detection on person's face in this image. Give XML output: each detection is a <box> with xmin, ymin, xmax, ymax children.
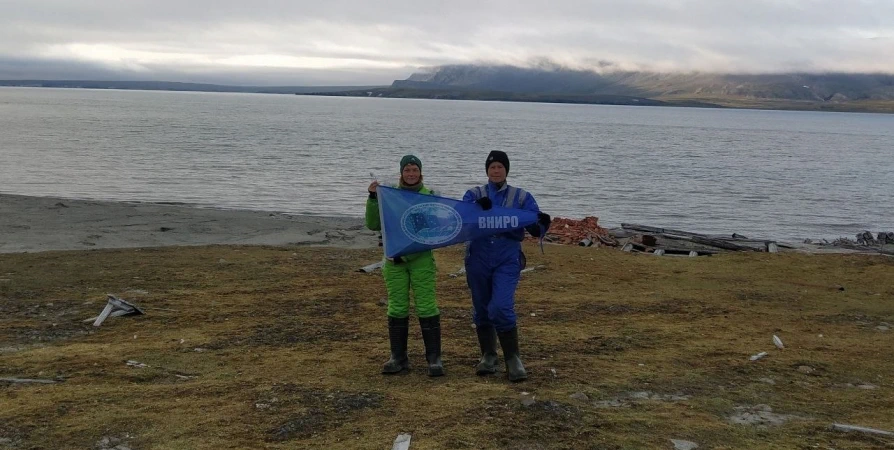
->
<box><xmin>402</xmin><ymin>164</ymin><xmax>421</xmax><ymax>185</ymax></box>
<box><xmin>487</xmin><ymin>162</ymin><xmax>507</xmax><ymax>184</ymax></box>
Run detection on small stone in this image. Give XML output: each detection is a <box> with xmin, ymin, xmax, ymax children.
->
<box><xmin>570</xmin><ymin>392</ymin><xmax>589</xmax><ymax>401</ymax></box>
<box><xmin>377</xmin><ymin>299</ymin><xmax>387</xmax><ymax>307</ymax></box>
<box><xmin>218</xmin><ymin>259</ymin><xmax>227</xmax><ymax>264</ymax></box>
<box><xmin>530</xmin><ymin>313</ymin><xmax>536</xmax><ymax>317</ymax></box>
<box><xmin>797</xmin><ymin>365</ymin><xmax>814</xmax><ymax>374</ymax></box>
<box><xmin>520</xmin><ymin>392</ymin><xmax>536</xmax><ymax>407</ymax></box>
<box><xmin>877</xmin><ymin>326</ymin><xmax>890</xmax><ymax>332</ymax></box>
<box><xmin>670</xmin><ymin>439</ymin><xmax>699</xmax><ymax>450</ymax></box>
<box><xmin>857</xmin><ymin>384</ymin><xmax>879</xmax><ymax>390</ymax></box>
<box><xmin>759</xmin><ymin>378</ymin><xmax>776</xmax><ymax>385</ymax></box>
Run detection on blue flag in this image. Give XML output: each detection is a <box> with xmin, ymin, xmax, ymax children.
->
<box><xmin>377</xmin><ymin>186</ymin><xmax>539</xmax><ymax>258</ymax></box>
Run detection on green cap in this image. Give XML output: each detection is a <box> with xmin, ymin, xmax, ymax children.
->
<box><xmin>400</xmin><ymin>155</ymin><xmax>422</xmax><ymax>171</ymax></box>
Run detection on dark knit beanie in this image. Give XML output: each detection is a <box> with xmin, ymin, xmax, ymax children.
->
<box><xmin>400</xmin><ymin>154</ymin><xmax>422</xmax><ymax>171</ymax></box>
<box><xmin>485</xmin><ymin>150</ymin><xmax>510</xmax><ymax>173</ymax></box>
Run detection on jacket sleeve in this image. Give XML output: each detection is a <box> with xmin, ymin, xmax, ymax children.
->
<box><xmin>521</xmin><ymin>192</ymin><xmax>549</xmax><ymax>237</ymax></box>
<box><xmin>462</xmin><ymin>189</ymin><xmax>478</xmax><ymax>202</ymax></box>
<box><xmin>365</xmin><ymin>197</ymin><xmax>381</xmax><ymax>231</ymax></box>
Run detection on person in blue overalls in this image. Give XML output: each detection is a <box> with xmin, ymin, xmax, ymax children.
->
<box><xmin>463</xmin><ymin>150</ymin><xmax>551</xmax><ymax>382</ymax></box>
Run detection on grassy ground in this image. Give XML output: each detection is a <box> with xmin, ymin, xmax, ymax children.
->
<box><xmin>1</xmin><ymin>244</ymin><xmax>893</xmax><ymax>449</ymax></box>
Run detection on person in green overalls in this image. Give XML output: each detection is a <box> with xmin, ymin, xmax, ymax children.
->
<box><xmin>366</xmin><ymin>155</ymin><xmax>443</xmax><ymax>377</ymax></box>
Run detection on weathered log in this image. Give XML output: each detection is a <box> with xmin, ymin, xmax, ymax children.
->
<box><xmin>831</xmin><ymin>423</ymin><xmax>893</xmax><ymax>436</ymax></box>
<box><xmin>689</xmin><ymin>236</ymin><xmax>758</xmax><ymax>252</ymax></box>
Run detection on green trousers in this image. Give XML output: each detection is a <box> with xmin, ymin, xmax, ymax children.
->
<box><xmin>383</xmin><ymin>252</ymin><xmax>439</xmax><ymax>319</ymax></box>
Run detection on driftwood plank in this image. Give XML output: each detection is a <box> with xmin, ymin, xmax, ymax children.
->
<box><xmin>831</xmin><ymin>423</ymin><xmax>893</xmax><ymax>436</ymax></box>
<box><xmin>83</xmin><ymin>309</ymin><xmax>131</xmax><ymax>323</ymax></box>
<box><xmin>92</xmin><ymin>303</ymin><xmax>115</xmax><ymax>327</ymax></box>
<box><xmin>358</xmin><ymin>261</ymin><xmax>384</xmax><ymax>273</ymax></box>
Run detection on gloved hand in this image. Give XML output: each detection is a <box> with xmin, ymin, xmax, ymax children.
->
<box><xmin>476</xmin><ymin>197</ymin><xmax>492</xmax><ymax>210</ymax></box>
<box><xmin>537</xmin><ymin>212</ymin><xmax>551</xmax><ymax>227</ymax></box>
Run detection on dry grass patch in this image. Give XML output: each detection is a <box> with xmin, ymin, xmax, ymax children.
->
<box><xmin>1</xmin><ymin>245</ymin><xmax>893</xmax><ymax>449</ymax></box>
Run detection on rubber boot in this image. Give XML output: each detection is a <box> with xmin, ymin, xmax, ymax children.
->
<box><xmin>497</xmin><ymin>327</ymin><xmax>527</xmax><ymax>382</ymax></box>
<box><xmin>419</xmin><ymin>315</ymin><xmax>445</xmax><ymax>377</ymax></box>
<box><xmin>475</xmin><ymin>325</ymin><xmax>499</xmax><ymax>375</ymax></box>
<box><xmin>382</xmin><ymin>316</ymin><xmax>409</xmax><ymax>374</ymax></box>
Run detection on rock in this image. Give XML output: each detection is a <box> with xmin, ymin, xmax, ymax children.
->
<box><xmin>857</xmin><ymin>384</ymin><xmax>879</xmax><ymax>390</ymax></box>
<box><xmin>218</xmin><ymin>259</ymin><xmax>228</xmax><ymax>264</ymax></box>
<box><xmin>570</xmin><ymin>392</ymin><xmax>589</xmax><ymax>402</ymax></box>
<box><xmin>877</xmin><ymin>326</ymin><xmax>890</xmax><ymax>332</ymax></box>
<box><xmin>593</xmin><ymin>399</ymin><xmax>626</xmax><ymax>408</ymax></box>
<box><xmin>759</xmin><ymin>378</ymin><xmax>776</xmax><ymax>385</ymax></box>
<box><xmin>750</xmin><ymin>351</ymin><xmax>769</xmax><ymax>361</ymax></box>
<box><xmin>670</xmin><ymin>439</ymin><xmax>699</xmax><ymax>450</ymax></box>
<box><xmin>728</xmin><ymin>404</ymin><xmax>800</xmax><ymax>427</ymax></box>
<box><xmin>797</xmin><ymin>365</ymin><xmax>814</xmax><ymax>374</ymax></box>
<box><xmin>520</xmin><ymin>392</ymin><xmax>536</xmax><ymax>407</ymax></box>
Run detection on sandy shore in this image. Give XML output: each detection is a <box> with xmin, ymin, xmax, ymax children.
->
<box><xmin>0</xmin><ymin>193</ymin><xmax>379</xmax><ymax>253</ymax></box>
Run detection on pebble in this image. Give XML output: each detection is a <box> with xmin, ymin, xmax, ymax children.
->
<box><xmin>670</xmin><ymin>439</ymin><xmax>699</xmax><ymax>450</ymax></box>
<box><xmin>797</xmin><ymin>365</ymin><xmax>814</xmax><ymax>374</ymax></box>
<box><xmin>520</xmin><ymin>392</ymin><xmax>536</xmax><ymax>407</ymax></box>
<box><xmin>570</xmin><ymin>392</ymin><xmax>589</xmax><ymax>401</ymax></box>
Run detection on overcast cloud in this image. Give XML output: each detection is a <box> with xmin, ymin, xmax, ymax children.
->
<box><xmin>1</xmin><ymin>0</ymin><xmax>892</xmax><ymax>85</ymax></box>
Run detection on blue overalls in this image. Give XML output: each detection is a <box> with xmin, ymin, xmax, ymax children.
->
<box><xmin>463</xmin><ymin>182</ymin><xmax>541</xmax><ymax>332</ymax></box>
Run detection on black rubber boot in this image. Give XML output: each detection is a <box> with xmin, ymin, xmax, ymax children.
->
<box><xmin>475</xmin><ymin>325</ymin><xmax>499</xmax><ymax>375</ymax></box>
<box><xmin>382</xmin><ymin>316</ymin><xmax>409</xmax><ymax>374</ymax></box>
<box><xmin>419</xmin><ymin>315</ymin><xmax>445</xmax><ymax>377</ymax></box>
<box><xmin>497</xmin><ymin>327</ymin><xmax>528</xmax><ymax>382</ymax></box>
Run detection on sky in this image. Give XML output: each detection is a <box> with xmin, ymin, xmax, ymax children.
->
<box><xmin>1</xmin><ymin>0</ymin><xmax>893</xmax><ymax>85</ymax></box>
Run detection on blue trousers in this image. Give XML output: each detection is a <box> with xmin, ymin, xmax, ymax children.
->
<box><xmin>465</xmin><ymin>239</ymin><xmax>522</xmax><ymax>332</ymax></box>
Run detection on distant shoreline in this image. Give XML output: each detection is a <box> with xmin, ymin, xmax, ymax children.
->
<box><xmin>3</xmin><ymin>81</ymin><xmax>894</xmax><ymax>114</ymax></box>
<box><xmin>301</xmin><ymin>87</ymin><xmax>894</xmax><ymax>114</ymax></box>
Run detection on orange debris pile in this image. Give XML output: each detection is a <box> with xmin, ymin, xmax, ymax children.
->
<box><xmin>526</xmin><ymin>216</ymin><xmax>611</xmax><ymax>245</ymax></box>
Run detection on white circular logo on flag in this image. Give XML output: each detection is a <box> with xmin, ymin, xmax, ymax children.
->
<box><xmin>400</xmin><ymin>202</ymin><xmax>463</xmax><ymax>245</ymax></box>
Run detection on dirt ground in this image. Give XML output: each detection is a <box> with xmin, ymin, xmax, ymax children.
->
<box><xmin>1</xmin><ymin>244</ymin><xmax>893</xmax><ymax>449</ymax></box>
